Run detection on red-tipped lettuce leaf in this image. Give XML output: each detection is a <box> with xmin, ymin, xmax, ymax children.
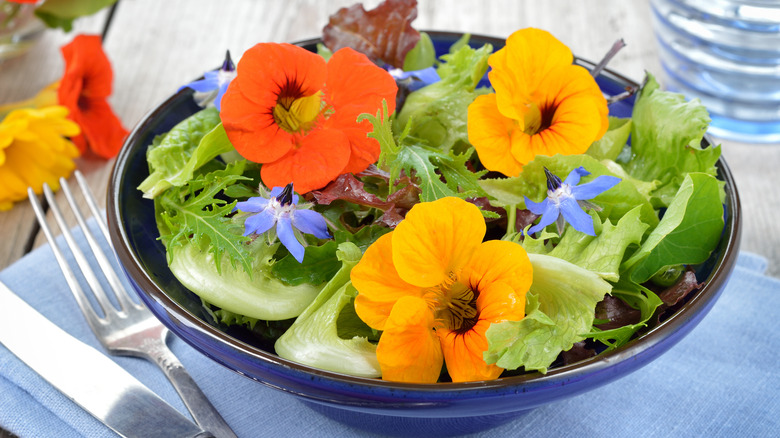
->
<box><xmin>322</xmin><ymin>0</ymin><xmax>420</xmax><ymax>68</ymax></box>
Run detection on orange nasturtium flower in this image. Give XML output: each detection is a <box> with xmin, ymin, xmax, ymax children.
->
<box><xmin>220</xmin><ymin>43</ymin><xmax>397</xmax><ymax>194</ymax></box>
<box><xmin>0</xmin><ymin>106</ymin><xmax>80</xmax><ymax>211</ymax></box>
<box><xmin>467</xmin><ymin>28</ymin><xmax>609</xmax><ymax>177</ymax></box>
<box><xmin>350</xmin><ymin>197</ymin><xmax>533</xmax><ymax>383</ymax></box>
<box><xmin>58</xmin><ymin>34</ymin><xmax>128</xmax><ymax>159</ymax></box>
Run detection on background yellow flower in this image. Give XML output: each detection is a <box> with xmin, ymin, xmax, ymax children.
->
<box><xmin>468</xmin><ymin>28</ymin><xmax>609</xmax><ymax>177</ymax></box>
<box><xmin>0</xmin><ymin>106</ymin><xmax>80</xmax><ymax>210</ymax></box>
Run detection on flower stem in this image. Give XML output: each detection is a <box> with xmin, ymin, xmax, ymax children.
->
<box><xmin>504</xmin><ymin>204</ymin><xmax>517</xmax><ymax>238</ymax></box>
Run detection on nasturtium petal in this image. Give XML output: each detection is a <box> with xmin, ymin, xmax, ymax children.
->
<box><xmin>489</xmin><ymin>28</ymin><xmax>573</xmax><ymax>121</ymax></box>
<box><xmin>235</xmin><ymin>43</ymin><xmax>326</xmax><ymax>107</ymax></box>
<box><xmin>392</xmin><ymin>197</ymin><xmax>486</xmax><ymax>288</ymax></box>
<box><xmin>352</xmin><ymin>233</ymin><xmax>422</xmax><ymax>330</ymax></box>
<box><xmin>475</xmin><ymin>281</ymin><xmax>526</xmax><ymax>324</ymax></box>
<box><xmin>220</xmin><ymin>80</ymin><xmax>295</xmax><ymax>164</ymax></box>
<box><xmin>467</xmin><ymin>94</ymin><xmax>523</xmax><ymax>177</ymax></box>
<box><xmin>464</xmin><ymin>240</ymin><xmax>532</xmax><ymax>297</ymax></box>
<box><xmin>259</xmin><ymin>128</ymin><xmax>350</xmax><ymax>193</ymax></box>
<box><xmin>376</xmin><ymin>296</ymin><xmax>443</xmax><ymax>383</ymax></box>
<box><xmin>325</xmin><ymin>47</ymin><xmax>397</xmax><ymax>120</ymax></box>
<box><xmin>439</xmin><ymin>321</ymin><xmax>503</xmax><ymax>382</ymax></box>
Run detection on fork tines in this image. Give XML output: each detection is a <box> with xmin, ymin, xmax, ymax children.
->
<box><xmin>27</xmin><ymin>171</ymin><xmax>133</xmax><ymax>326</ymax></box>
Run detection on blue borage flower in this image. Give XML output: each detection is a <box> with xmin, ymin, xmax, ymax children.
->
<box><xmin>180</xmin><ymin>50</ymin><xmax>236</xmax><ymax>111</ymax></box>
<box><xmin>234</xmin><ymin>183</ymin><xmax>331</xmax><ymax>263</ymax></box>
<box><xmin>387</xmin><ymin>66</ymin><xmax>440</xmax><ymax>91</ymax></box>
<box><xmin>524</xmin><ymin>167</ymin><xmax>620</xmax><ymax>236</ymax></box>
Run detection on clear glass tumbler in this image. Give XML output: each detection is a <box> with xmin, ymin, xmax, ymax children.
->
<box><xmin>0</xmin><ymin>1</ymin><xmax>45</xmax><ymax>62</ymax></box>
<box><xmin>651</xmin><ymin>0</ymin><xmax>780</xmax><ymax>143</ymax></box>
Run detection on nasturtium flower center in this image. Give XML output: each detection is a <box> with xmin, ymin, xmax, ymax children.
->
<box><xmin>425</xmin><ymin>273</ymin><xmax>479</xmax><ymax>334</ymax></box>
<box><xmin>522</xmin><ymin>102</ymin><xmax>543</xmax><ymax>135</ymax></box>
<box><xmin>272</xmin><ymin>92</ymin><xmax>323</xmax><ymax>134</ymax></box>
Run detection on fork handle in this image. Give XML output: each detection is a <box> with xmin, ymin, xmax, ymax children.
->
<box><xmin>150</xmin><ymin>347</ymin><xmax>238</xmax><ymax>438</ymax></box>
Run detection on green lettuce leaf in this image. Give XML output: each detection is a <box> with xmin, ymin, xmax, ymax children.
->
<box><xmin>625</xmin><ymin>74</ymin><xmax>720</xmax><ymax>207</ymax></box>
<box><xmin>403</xmin><ymin>31</ymin><xmax>435</xmax><ymax>71</ymax></box>
<box><xmin>168</xmin><ymin>240</ymin><xmax>322</xmax><ymax>321</ymax></box>
<box><xmin>138</xmin><ymin>108</ymin><xmax>225</xmax><ymax>198</ymax></box>
<box><xmin>395</xmin><ymin>43</ymin><xmax>492</xmax><ymax>153</ymax></box>
<box><xmin>484</xmin><ymin>254</ymin><xmax>613</xmax><ymax>373</ymax></box>
<box><xmin>622</xmin><ymin>172</ymin><xmax>725</xmax><ymax>284</ymax></box>
<box><xmin>270</xmin><ymin>241</ymin><xmax>341</xmax><ymax>286</ymax></box>
<box><xmin>586</xmin><ymin>117</ymin><xmax>632</xmax><ymax>161</ymax></box>
<box><xmin>275</xmin><ymin>243</ymin><xmax>381</xmax><ymax>378</ymax></box>
<box><xmin>542</xmin><ymin>206</ymin><xmax>649</xmax><ymax>282</ymax></box>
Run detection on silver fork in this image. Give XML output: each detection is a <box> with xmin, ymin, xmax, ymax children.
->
<box><xmin>28</xmin><ymin>171</ymin><xmax>237</xmax><ymax>438</ymax></box>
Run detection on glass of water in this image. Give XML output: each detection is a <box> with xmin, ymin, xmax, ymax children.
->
<box><xmin>650</xmin><ymin>0</ymin><xmax>780</xmax><ymax>143</ymax></box>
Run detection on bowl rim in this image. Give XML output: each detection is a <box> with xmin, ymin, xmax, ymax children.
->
<box><xmin>107</xmin><ymin>30</ymin><xmax>742</xmax><ymax>393</ymax></box>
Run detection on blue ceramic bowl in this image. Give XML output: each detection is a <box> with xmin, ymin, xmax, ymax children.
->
<box><xmin>107</xmin><ymin>33</ymin><xmax>741</xmax><ymax>437</ymax></box>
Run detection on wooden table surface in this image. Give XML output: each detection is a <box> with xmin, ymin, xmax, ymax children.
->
<box><xmin>0</xmin><ymin>0</ymin><xmax>778</xmax><ymax>435</ymax></box>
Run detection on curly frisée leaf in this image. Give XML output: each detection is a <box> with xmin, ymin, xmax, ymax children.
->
<box><xmin>275</xmin><ymin>242</ymin><xmax>381</xmax><ymax>377</ymax></box>
<box><xmin>157</xmin><ymin>162</ymin><xmax>252</xmax><ymax>274</ymax></box>
<box><xmin>361</xmin><ymin>101</ymin><xmax>484</xmax><ymax>203</ymax></box>
<box><xmin>484</xmin><ymin>254</ymin><xmax>612</xmax><ymax>373</ymax></box>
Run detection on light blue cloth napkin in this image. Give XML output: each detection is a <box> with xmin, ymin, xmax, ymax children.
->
<box><xmin>1</xmin><ymin>220</ymin><xmax>778</xmax><ymax>438</ymax></box>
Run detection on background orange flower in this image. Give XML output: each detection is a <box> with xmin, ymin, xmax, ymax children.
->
<box><xmin>221</xmin><ymin>43</ymin><xmax>397</xmax><ymax>194</ymax></box>
<box><xmin>58</xmin><ymin>34</ymin><xmax>128</xmax><ymax>159</ymax></box>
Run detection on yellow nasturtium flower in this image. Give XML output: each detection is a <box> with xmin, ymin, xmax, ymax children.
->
<box><xmin>350</xmin><ymin>197</ymin><xmax>533</xmax><ymax>383</ymax></box>
<box><xmin>0</xmin><ymin>106</ymin><xmax>80</xmax><ymax>211</ymax></box>
<box><xmin>467</xmin><ymin>28</ymin><xmax>609</xmax><ymax>177</ymax></box>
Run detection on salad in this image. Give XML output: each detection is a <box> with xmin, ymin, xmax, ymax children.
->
<box><xmin>138</xmin><ymin>0</ymin><xmax>725</xmax><ymax>383</ymax></box>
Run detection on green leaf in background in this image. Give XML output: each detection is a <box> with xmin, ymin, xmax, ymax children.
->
<box><xmin>271</xmin><ymin>241</ymin><xmax>341</xmax><ymax>287</ymax></box>
<box><xmin>480</xmin><ymin>154</ymin><xmax>659</xmax><ymax>228</ymax></box>
<box><xmin>625</xmin><ymin>74</ymin><xmax>720</xmax><ymax>207</ymax></box>
<box><xmin>35</xmin><ymin>0</ymin><xmax>117</xmax><ymax>32</ymax></box>
<box><xmin>585</xmin><ymin>279</ymin><xmax>663</xmax><ymax>350</ymax></box>
<box><xmin>395</xmin><ymin>43</ymin><xmax>492</xmax><ymax>153</ymax></box>
<box><xmin>484</xmin><ymin>254</ymin><xmax>612</xmax><ymax>373</ymax></box>
<box><xmin>545</xmin><ymin>206</ymin><xmax>649</xmax><ymax>282</ymax></box>
<box><xmin>403</xmin><ymin>32</ymin><xmax>435</xmax><ymax>71</ymax></box>
<box><xmin>139</xmin><ymin>107</ymin><xmax>222</xmax><ymax>198</ymax></box>
<box><xmin>623</xmin><ymin>172</ymin><xmax>725</xmax><ymax>284</ymax></box>
<box><xmin>586</xmin><ymin>117</ymin><xmax>632</xmax><ymax>161</ymax></box>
